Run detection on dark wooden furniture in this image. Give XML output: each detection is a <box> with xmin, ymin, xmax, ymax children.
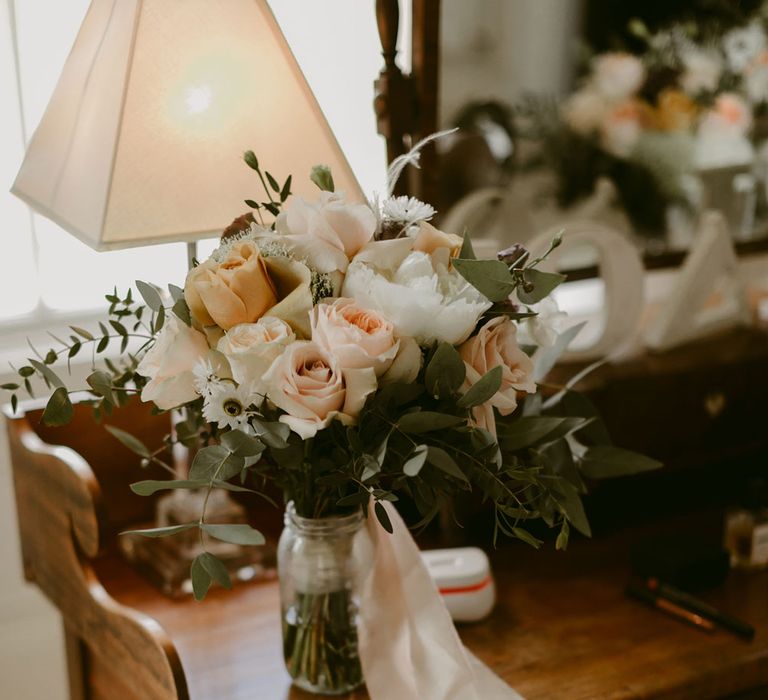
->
<box><xmin>6</xmin><ymin>399</ymin><xmax>768</xmax><ymax>699</ymax></box>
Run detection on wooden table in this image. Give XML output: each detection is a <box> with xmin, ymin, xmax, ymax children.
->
<box><xmin>91</xmin><ymin>520</ymin><xmax>768</xmax><ymax>700</ymax></box>
<box><xmin>6</xmin><ymin>401</ymin><xmax>768</xmax><ymax>700</ymax></box>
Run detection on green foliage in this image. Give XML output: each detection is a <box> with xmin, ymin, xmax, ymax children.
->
<box><xmin>453</xmin><ymin>259</ymin><xmax>517</xmax><ymax>302</ymax></box>
<box><xmin>310</xmin><ymin>164</ymin><xmax>335</xmax><ymax>192</ymax></box>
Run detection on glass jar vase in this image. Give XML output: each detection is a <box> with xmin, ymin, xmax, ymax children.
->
<box><xmin>278</xmin><ymin>502</ymin><xmax>371</xmax><ymax>695</ymax></box>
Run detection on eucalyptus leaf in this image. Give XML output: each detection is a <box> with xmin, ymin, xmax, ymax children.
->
<box><xmin>374</xmin><ymin>501</ymin><xmax>393</xmax><ymax>533</ymax></box>
<box><xmin>426</xmin><ymin>446</ymin><xmax>468</xmax><ymax>483</ymax></box>
<box><xmin>580</xmin><ymin>446</ymin><xmax>662</xmax><ymax>479</ymax></box>
<box><xmin>168</xmin><ymin>284</ymin><xmax>184</xmax><ymax>302</ymax></box>
<box><xmin>457</xmin><ymin>366</ymin><xmax>502</xmax><ymax>408</ymax></box>
<box><xmin>136</xmin><ymin>280</ymin><xmax>163</xmax><ymax>312</ymax></box>
<box><xmin>398</xmin><ymin>411</ymin><xmax>466</xmax><ymax>433</ymax></box>
<box><xmin>42</xmin><ymin>387</ymin><xmax>73</xmax><ymax>426</ymax></box>
<box><xmin>105</xmin><ymin>425</ymin><xmax>151</xmax><ymax>458</ymax></box>
<box><xmin>497</xmin><ymin>416</ymin><xmax>569</xmax><ymax>452</ymax></box>
<box><xmin>424</xmin><ymin>342</ymin><xmax>465</xmax><ymax>397</ymax></box>
<box><xmin>202</xmin><ymin>523</ymin><xmax>265</xmax><ymax>546</ymax></box>
<box><xmin>122</xmin><ymin>523</ymin><xmax>197</xmax><ymax>538</ymax></box>
<box><xmin>87</xmin><ymin>371</ymin><xmax>115</xmax><ymax>405</ymax></box>
<box><xmin>517</xmin><ymin>269</ymin><xmax>566</xmax><ymax>305</ymax></box>
<box><xmin>191</xmin><ymin>555</ymin><xmax>212</xmax><ymax>601</ymax></box>
<box><xmin>29</xmin><ymin>359</ymin><xmax>64</xmax><ymax>389</ymax></box>
<box><xmin>310</xmin><ymin>164</ymin><xmax>335</xmax><ymax>192</ymax></box>
<box><xmin>172</xmin><ymin>299</ymin><xmax>191</xmax><ymax>326</ymax></box>
<box><xmin>70</xmin><ymin>326</ymin><xmax>94</xmax><ymax>341</ymax></box>
<box><xmin>459</xmin><ymin>230</ymin><xmax>476</xmax><ymax>260</ymax></box>
<box><xmin>131</xmin><ymin>479</ymin><xmax>206</xmax><ymax>496</ymax></box>
<box><xmin>453</xmin><ymin>258</ymin><xmax>516</xmax><ymax>302</ymax></box>
<box><xmin>220</xmin><ymin>429</ymin><xmax>265</xmax><ymax>457</ymax></box>
<box><xmin>403</xmin><ymin>444</ymin><xmax>429</xmax><ymax>477</ymax></box>
<box><xmin>199</xmin><ymin>552</ymin><xmax>232</xmax><ymax>590</ymax></box>
<box><xmin>553</xmin><ymin>480</ymin><xmax>591</xmax><ymax>537</ymax></box>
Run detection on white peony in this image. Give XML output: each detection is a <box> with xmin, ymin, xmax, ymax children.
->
<box><xmin>342</xmin><ymin>238</ymin><xmax>491</xmax><ymax>346</ymax></box>
<box><xmin>136</xmin><ymin>316</ymin><xmax>209</xmax><ymax>410</ymax></box>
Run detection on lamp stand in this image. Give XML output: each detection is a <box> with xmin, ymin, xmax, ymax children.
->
<box><xmin>119</xmin><ymin>241</ymin><xmax>277</xmax><ymax>597</ymax></box>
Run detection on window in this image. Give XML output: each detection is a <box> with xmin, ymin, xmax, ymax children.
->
<box><xmin>0</xmin><ymin>0</ymin><xmax>388</xmax><ymax>328</ymax></box>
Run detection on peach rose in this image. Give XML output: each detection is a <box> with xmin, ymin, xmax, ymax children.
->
<box><xmin>311</xmin><ymin>298</ymin><xmax>399</xmax><ymax>376</ymax></box>
<box><xmin>136</xmin><ymin>316</ymin><xmax>210</xmax><ymax>410</ymax></box>
<box><xmin>263</xmin><ymin>341</ymin><xmax>377</xmax><ymax>439</ymax></box>
<box><xmin>459</xmin><ymin>317</ymin><xmax>536</xmax><ymax>436</ymax></box>
<box><xmin>274</xmin><ymin>192</ymin><xmax>377</xmax><ymax>273</ymax></box>
<box><xmin>412</xmin><ymin>222</ymin><xmax>463</xmax><ymax>260</ymax></box>
<box><xmin>217</xmin><ymin>317</ymin><xmax>295</xmax><ymax>392</ymax></box>
<box><xmin>184</xmin><ymin>240</ymin><xmax>277</xmax><ymax>330</ymax></box>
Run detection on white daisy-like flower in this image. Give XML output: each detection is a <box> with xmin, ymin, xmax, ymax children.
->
<box><xmin>381</xmin><ymin>196</ymin><xmax>436</xmax><ymax>226</ymax></box>
<box><xmin>202</xmin><ymin>381</ymin><xmax>256</xmax><ymax>431</ymax></box>
<box><xmin>193</xmin><ymin>358</ymin><xmax>224</xmax><ymax>397</ymax></box>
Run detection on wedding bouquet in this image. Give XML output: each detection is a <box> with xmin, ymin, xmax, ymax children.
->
<box><xmin>3</xmin><ymin>142</ymin><xmax>658</xmax><ymax>694</ymax></box>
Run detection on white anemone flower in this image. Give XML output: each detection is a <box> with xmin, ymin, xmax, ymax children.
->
<box><xmin>202</xmin><ymin>381</ymin><xmax>256</xmax><ymax>431</ymax></box>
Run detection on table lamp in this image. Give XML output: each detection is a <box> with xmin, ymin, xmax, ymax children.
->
<box><xmin>12</xmin><ymin>0</ymin><xmax>364</xmax><ymax>596</ymax></box>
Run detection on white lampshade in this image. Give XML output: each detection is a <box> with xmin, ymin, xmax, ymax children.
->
<box><xmin>12</xmin><ymin>0</ymin><xmax>364</xmax><ymax>251</ymax></box>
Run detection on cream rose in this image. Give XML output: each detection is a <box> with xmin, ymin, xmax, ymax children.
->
<box><xmin>459</xmin><ymin>317</ymin><xmax>536</xmax><ymax>436</ymax></box>
<box><xmin>136</xmin><ymin>316</ymin><xmax>210</xmax><ymax>410</ymax></box>
<box><xmin>217</xmin><ymin>317</ymin><xmax>295</xmax><ymax>392</ymax></box>
<box><xmin>273</xmin><ymin>191</ymin><xmax>377</xmax><ymax>273</ymax></box>
<box><xmin>184</xmin><ymin>240</ymin><xmax>277</xmax><ymax>330</ymax></box>
<box><xmin>263</xmin><ymin>341</ymin><xmax>377</xmax><ymax>439</ymax></box>
<box><xmin>311</xmin><ymin>298</ymin><xmax>399</xmax><ymax>376</ymax></box>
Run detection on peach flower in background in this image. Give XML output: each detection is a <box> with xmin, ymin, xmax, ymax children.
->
<box><xmin>311</xmin><ymin>298</ymin><xmax>400</xmax><ymax>376</ymax></box>
<box><xmin>184</xmin><ymin>239</ymin><xmax>277</xmax><ymax>330</ymax></box>
<box><xmin>136</xmin><ymin>316</ymin><xmax>210</xmax><ymax>410</ymax></box>
<box><xmin>655</xmin><ymin>89</ymin><xmax>698</xmax><ymax>132</ymax></box>
<box><xmin>592</xmin><ymin>52</ymin><xmax>645</xmax><ymax>100</ymax></box>
<box><xmin>459</xmin><ymin>317</ymin><xmax>536</xmax><ymax>436</ymax></box>
<box><xmin>217</xmin><ymin>317</ymin><xmax>295</xmax><ymax>391</ymax></box>
<box><xmin>263</xmin><ymin>341</ymin><xmax>377</xmax><ymax>439</ymax></box>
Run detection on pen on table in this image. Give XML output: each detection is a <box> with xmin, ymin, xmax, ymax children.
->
<box><xmin>626</xmin><ymin>583</ymin><xmax>716</xmax><ymax>633</ymax></box>
<box><xmin>645</xmin><ymin>578</ymin><xmax>755</xmax><ymax>641</ymax></box>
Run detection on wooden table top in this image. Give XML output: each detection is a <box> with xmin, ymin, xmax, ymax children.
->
<box><xmin>94</xmin><ymin>513</ymin><xmax>768</xmax><ymax>700</ymax></box>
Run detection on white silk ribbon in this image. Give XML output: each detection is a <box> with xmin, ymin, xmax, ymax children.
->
<box><xmin>357</xmin><ymin>501</ymin><xmax>524</xmax><ymax>700</ymax></box>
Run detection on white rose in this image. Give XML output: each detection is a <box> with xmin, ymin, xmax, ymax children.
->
<box><xmin>592</xmin><ymin>52</ymin><xmax>645</xmax><ymax>100</ymax></box>
<box><xmin>517</xmin><ymin>297</ymin><xmax>569</xmax><ymax>348</ymax></box>
<box><xmin>217</xmin><ymin>317</ymin><xmax>295</xmax><ymax>393</ymax></box>
<box><xmin>342</xmin><ymin>238</ymin><xmax>491</xmax><ymax>346</ymax></box>
<box><xmin>311</xmin><ymin>298</ymin><xmax>399</xmax><ymax>375</ymax></box>
<box><xmin>273</xmin><ymin>191</ymin><xmax>377</xmax><ymax>273</ymax></box>
<box><xmin>136</xmin><ymin>316</ymin><xmax>209</xmax><ymax>410</ymax></box>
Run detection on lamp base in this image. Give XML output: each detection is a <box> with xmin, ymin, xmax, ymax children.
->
<box><xmin>120</xmin><ymin>490</ymin><xmax>276</xmax><ymax>598</ymax></box>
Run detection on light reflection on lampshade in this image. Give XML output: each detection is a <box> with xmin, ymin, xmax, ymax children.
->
<box><xmin>12</xmin><ymin>0</ymin><xmax>363</xmax><ymax>251</ymax></box>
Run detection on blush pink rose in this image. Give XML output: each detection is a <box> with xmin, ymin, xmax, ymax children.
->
<box><xmin>262</xmin><ymin>341</ymin><xmax>377</xmax><ymax>439</ymax></box>
<box><xmin>459</xmin><ymin>317</ymin><xmax>536</xmax><ymax>436</ymax></box>
<box><xmin>311</xmin><ymin>298</ymin><xmax>399</xmax><ymax>376</ymax></box>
